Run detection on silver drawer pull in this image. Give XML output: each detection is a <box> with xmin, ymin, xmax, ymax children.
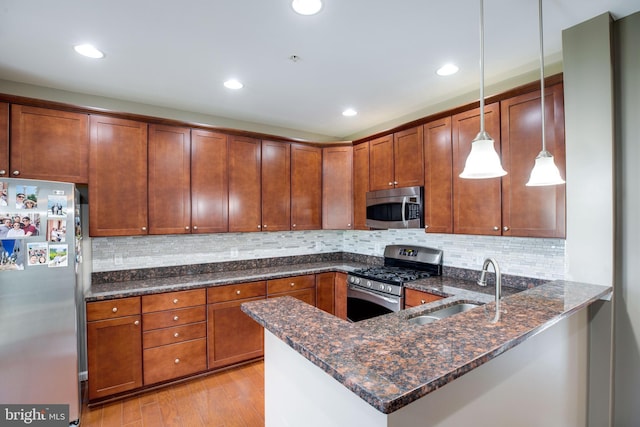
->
<box><xmin>173</xmin><ymin>298</ymin><xmax>179</xmax><ymax>304</ymax></box>
<box><xmin>174</xmin><ymin>358</ymin><xmax>180</xmax><ymax>364</ymax></box>
<box><xmin>290</xmin><ymin>283</ymin><xmax>295</xmax><ymax>287</ymax></box>
<box><xmin>174</xmin><ymin>332</ymin><xmax>179</xmax><ymax>338</ymax></box>
<box><xmin>236</xmin><ymin>290</ymin><xmax>241</xmax><ymax>295</ymax></box>
<box><xmin>112</xmin><ymin>307</ymin><xmax>118</xmax><ymax>313</ymax></box>
<box><xmin>134</xmin><ymin>320</ymin><xmax>140</xmax><ymax>326</ymax></box>
<box><xmin>173</xmin><ymin>316</ymin><xmax>179</xmax><ymax>321</ymax></box>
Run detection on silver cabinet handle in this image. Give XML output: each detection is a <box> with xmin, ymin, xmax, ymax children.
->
<box><xmin>292</xmin><ymin>224</ymin><xmax>296</xmax><ymax>228</ymax></box>
<box><xmin>12</xmin><ymin>170</ymin><xmax>19</xmax><ymax>176</ymax></box>
<box><xmin>347</xmin><ymin>223</ymin><xmax>351</xmax><ymax>228</ymax></box>
<box><xmin>174</xmin><ymin>358</ymin><xmax>180</xmax><ymax>364</ymax></box>
<box><xmin>263</xmin><ymin>224</ymin><xmax>267</xmax><ymax>228</ymax></box>
<box><xmin>290</xmin><ymin>282</ymin><xmax>295</xmax><ymax>287</ymax></box>
<box><xmin>112</xmin><ymin>307</ymin><xmax>118</xmax><ymax>313</ymax></box>
<box><xmin>141</xmin><ymin>226</ymin><xmax>147</xmax><ymax>231</ymax></box>
<box><xmin>0</xmin><ymin>170</ymin><xmax>5</xmax><ymax>175</ymax></box>
<box><xmin>503</xmin><ymin>226</ymin><xmax>510</xmax><ymax>231</ymax></box>
<box><xmin>236</xmin><ymin>290</ymin><xmax>241</xmax><ymax>295</ymax></box>
<box><xmin>193</xmin><ymin>225</ymin><xmax>198</xmax><ymax>230</ymax></box>
<box><xmin>394</xmin><ymin>181</ymin><xmax>398</xmax><ymax>185</ymax></box>
<box><xmin>185</xmin><ymin>226</ymin><xmax>190</xmax><ymax>230</ymax></box>
<box><xmin>173</xmin><ymin>298</ymin><xmax>179</xmax><ymax>304</ymax></box>
<box><xmin>174</xmin><ymin>332</ymin><xmax>179</xmax><ymax>338</ymax></box>
<box><xmin>134</xmin><ymin>320</ymin><xmax>139</xmax><ymax>326</ymax></box>
<box><xmin>257</xmin><ymin>225</ymin><xmax>261</xmax><ymax>229</ymax></box>
<box><xmin>493</xmin><ymin>226</ymin><xmax>499</xmax><ymax>231</ymax></box>
<box><xmin>388</xmin><ymin>182</ymin><xmax>393</xmax><ymax>186</ymax></box>
<box><xmin>420</xmin><ymin>299</ymin><xmax>426</xmax><ymax>304</ymax></box>
<box><xmin>425</xmin><ymin>225</ymin><xmax>429</xmax><ymax>230</ymax></box>
<box><xmin>173</xmin><ymin>316</ymin><xmax>179</xmax><ymax>321</ymax></box>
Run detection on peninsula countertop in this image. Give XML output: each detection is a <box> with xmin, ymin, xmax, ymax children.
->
<box><xmin>241</xmin><ymin>279</ymin><xmax>611</xmax><ymax>414</ymax></box>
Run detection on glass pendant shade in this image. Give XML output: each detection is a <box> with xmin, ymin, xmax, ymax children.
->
<box><xmin>459</xmin><ymin>131</ymin><xmax>507</xmax><ymax>179</ymax></box>
<box><xmin>526</xmin><ymin>150</ymin><xmax>565</xmax><ymax>186</ymax></box>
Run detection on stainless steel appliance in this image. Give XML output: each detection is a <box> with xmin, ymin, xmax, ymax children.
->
<box><xmin>347</xmin><ymin>244</ymin><xmax>443</xmax><ymax>322</ymax></box>
<box><xmin>0</xmin><ymin>178</ymin><xmax>82</xmax><ymax>425</ymax></box>
<box><xmin>365</xmin><ymin>186</ymin><xmax>424</xmax><ymax>229</ymax></box>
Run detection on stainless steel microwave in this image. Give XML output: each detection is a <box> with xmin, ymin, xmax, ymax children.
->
<box><xmin>365</xmin><ymin>186</ymin><xmax>424</xmax><ymax>229</ymax></box>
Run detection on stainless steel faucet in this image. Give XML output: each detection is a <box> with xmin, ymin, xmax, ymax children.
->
<box><xmin>477</xmin><ymin>258</ymin><xmax>502</xmax><ymax>323</ymax></box>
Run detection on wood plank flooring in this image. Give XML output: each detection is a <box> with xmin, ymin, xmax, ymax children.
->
<box><xmin>81</xmin><ymin>361</ymin><xmax>265</xmax><ymax>427</ymax></box>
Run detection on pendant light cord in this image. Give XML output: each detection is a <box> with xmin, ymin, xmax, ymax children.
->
<box><xmin>539</xmin><ymin>0</ymin><xmax>546</xmax><ymax>152</ymax></box>
<box><xmin>479</xmin><ymin>0</ymin><xmax>486</xmax><ymax>134</ymax></box>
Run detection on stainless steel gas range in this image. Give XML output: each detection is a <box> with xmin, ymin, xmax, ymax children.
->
<box><xmin>346</xmin><ymin>244</ymin><xmax>443</xmax><ymax>322</ymax></box>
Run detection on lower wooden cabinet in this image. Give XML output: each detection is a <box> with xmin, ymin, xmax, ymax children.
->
<box><xmin>267</xmin><ymin>274</ymin><xmax>316</xmax><ymax>306</ymax></box>
<box><xmin>334</xmin><ymin>272</ymin><xmax>348</xmax><ymax>320</ymax></box>
<box><xmin>207</xmin><ymin>282</ymin><xmax>266</xmax><ymax>369</ymax></box>
<box><xmin>316</xmin><ymin>272</ymin><xmax>335</xmax><ymax>314</ymax></box>
<box><xmin>404</xmin><ymin>288</ymin><xmax>444</xmax><ymax>308</ymax></box>
<box><xmin>86</xmin><ymin>297</ymin><xmax>142</xmax><ymax>401</ymax></box>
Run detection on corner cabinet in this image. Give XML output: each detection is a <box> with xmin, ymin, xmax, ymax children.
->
<box><xmin>9</xmin><ymin>105</ymin><xmax>89</xmax><ymax>183</ymax></box>
<box><xmin>500</xmin><ymin>83</ymin><xmax>566</xmax><ymax>238</ymax></box>
<box><xmin>291</xmin><ymin>144</ymin><xmax>322</xmax><ymax>230</ymax></box>
<box><xmin>89</xmin><ymin>115</ymin><xmax>148</xmax><ymax>237</ymax></box>
<box><xmin>322</xmin><ymin>146</ymin><xmax>353</xmax><ymax>230</ymax></box>
<box><xmin>353</xmin><ymin>142</ymin><xmax>370</xmax><ymax>230</ymax></box>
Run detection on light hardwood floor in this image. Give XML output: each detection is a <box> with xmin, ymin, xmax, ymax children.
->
<box><xmin>80</xmin><ymin>361</ymin><xmax>265</xmax><ymax>427</ymax></box>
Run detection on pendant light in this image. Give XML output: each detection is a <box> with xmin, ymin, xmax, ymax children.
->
<box><xmin>526</xmin><ymin>0</ymin><xmax>565</xmax><ymax>186</ymax></box>
<box><xmin>460</xmin><ymin>0</ymin><xmax>507</xmax><ymax>179</ymax></box>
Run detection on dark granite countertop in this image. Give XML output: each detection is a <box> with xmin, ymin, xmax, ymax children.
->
<box><xmin>241</xmin><ymin>279</ymin><xmax>612</xmax><ymax>414</ymax></box>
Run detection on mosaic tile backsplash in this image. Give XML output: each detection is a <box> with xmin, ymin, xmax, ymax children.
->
<box><xmin>92</xmin><ymin>229</ymin><xmax>565</xmax><ymax>281</ymax></box>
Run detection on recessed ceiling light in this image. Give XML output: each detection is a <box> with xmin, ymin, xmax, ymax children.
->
<box><xmin>224</xmin><ymin>79</ymin><xmax>244</xmax><ymax>90</ymax></box>
<box><xmin>73</xmin><ymin>44</ymin><xmax>104</xmax><ymax>59</ymax></box>
<box><xmin>436</xmin><ymin>63</ymin><xmax>459</xmax><ymax>76</ymax></box>
<box><xmin>292</xmin><ymin>0</ymin><xmax>322</xmax><ymax>15</ymax></box>
<box><xmin>342</xmin><ymin>108</ymin><xmax>357</xmax><ymax>117</ymax></box>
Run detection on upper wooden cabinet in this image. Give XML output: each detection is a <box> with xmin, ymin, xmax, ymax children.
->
<box><xmin>353</xmin><ymin>142</ymin><xmax>369</xmax><ymax>230</ymax></box>
<box><xmin>500</xmin><ymin>83</ymin><xmax>566</xmax><ymax>238</ymax></box>
<box><xmin>89</xmin><ymin>115</ymin><xmax>148</xmax><ymax>237</ymax></box>
<box><xmin>262</xmin><ymin>140</ymin><xmax>291</xmax><ymax>231</ymax></box>
<box><xmin>148</xmin><ymin>124</ymin><xmax>192</xmax><ymax>235</ymax></box>
<box><xmin>229</xmin><ymin>135</ymin><xmax>262</xmax><ymax>232</ymax></box>
<box><xmin>452</xmin><ymin>103</ymin><xmax>502</xmax><ymax>236</ymax></box>
<box><xmin>191</xmin><ymin>129</ymin><xmax>229</xmax><ymax>233</ymax></box>
<box><xmin>9</xmin><ymin>105</ymin><xmax>89</xmax><ymax>183</ymax></box>
<box><xmin>424</xmin><ymin>118</ymin><xmax>453</xmax><ymax>234</ymax></box>
<box><xmin>322</xmin><ymin>146</ymin><xmax>353</xmax><ymax>230</ymax></box>
<box><xmin>291</xmin><ymin>143</ymin><xmax>322</xmax><ymax>230</ymax></box>
<box><xmin>369</xmin><ymin>126</ymin><xmax>424</xmax><ymax>191</ymax></box>
<box><xmin>0</xmin><ymin>103</ymin><xmax>7</xmax><ymax>177</ymax></box>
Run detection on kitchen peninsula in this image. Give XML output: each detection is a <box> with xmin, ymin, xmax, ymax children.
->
<box><xmin>242</xmin><ymin>279</ymin><xmax>611</xmax><ymax>427</ymax></box>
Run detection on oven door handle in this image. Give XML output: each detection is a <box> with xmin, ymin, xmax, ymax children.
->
<box><xmin>349</xmin><ymin>286</ymin><xmax>400</xmax><ymax>305</ymax></box>
<box><xmin>401</xmin><ymin>196</ymin><xmax>408</xmax><ymax>226</ymax></box>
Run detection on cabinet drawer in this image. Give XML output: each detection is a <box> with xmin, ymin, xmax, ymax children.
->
<box><xmin>86</xmin><ymin>297</ymin><xmax>140</xmax><ymax>321</ymax></box>
<box><xmin>207</xmin><ymin>281</ymin><xmax>266</xmax><ymax>304</ymax></box>
<box><xmin>142</xmin><ymin>289</ymin><xmax>206</xmax><ymax>313</ymax></box>
<box><xmin>143</xmin><ymin>306</ymin><xmax>206</xmax><ymax>331</ymax></box>
<box><xmin>143</xmin><ymin>321</ymin><xmax>206</xmax><ymax>349</ymax></box>
<box><xmin>267</xmin><ymin>274</ymin><xmax>315</xmax><ymax>295</ymax></box>
<box><xmin>405</xmin><ymin>288</ymin><xmax>444</xmax><ymax>308</ymax></box>
<box><xmin>143</xmin><ymin>338</ymin><xmax>207</xmax><ymax>385</ymax></box>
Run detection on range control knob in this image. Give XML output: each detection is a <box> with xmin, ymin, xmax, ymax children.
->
<box><xmin>355</xmin><ymin>277</ymin><xmax>361</xmax><ymax>285</ymax></box>
<box><xmin>366</xmin><ymin>281</ymin><xmax>372</xmax><ymax>288</ymax></box>
<box><xmin>387</xmin><ymin>286</ymin><xmax>393</xmax><ymax>292</ymax></box>
<box><xmin>378</xmin><ymin>284</ymin><xmax>385</xmax><ymax>291</ymax></box>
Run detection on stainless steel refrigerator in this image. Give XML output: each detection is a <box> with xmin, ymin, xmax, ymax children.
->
<box><xmin>0</xmin><ymin>178</ymin><xmax>82</xmax><ymax>425</ymax></box>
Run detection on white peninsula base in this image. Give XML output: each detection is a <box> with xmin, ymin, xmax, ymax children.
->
<box><xmin>264</xmin><ymin>309</ymin><xmax>589</xmax><ymax>427</ymax></box>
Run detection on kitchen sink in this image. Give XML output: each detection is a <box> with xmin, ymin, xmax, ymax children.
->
<box><xmin>408</xmin><ymin>302</ymin><xmax>481</xmax><ymax>325</ymax></box>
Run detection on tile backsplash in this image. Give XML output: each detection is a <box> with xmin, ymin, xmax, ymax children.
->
<box><xmin>92</xmin><ymin>229</ymin><xmax>565</xmax><ymax>281</ymax></box>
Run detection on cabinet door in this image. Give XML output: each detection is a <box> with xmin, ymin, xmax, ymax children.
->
<box><xmin>0</xmin><ymin>102</ymin><xmax>7</xmax><ymax>177</ymax></box>
<box><xmin>322</xmin><ymin>146</ymin><xmax>353</xmax><ymax>229</ymax></box>
<box><xmin>268</xmin><ymin>288</ymin><xmax>316</xmax><ymax>306</ymax></box>
<box><xmin>228</xmin><ymin>135</ymin><xmax>261</xmax><ymax>232</ymax></box>
<box><xmin>501</xmin><ymin>84</ymin><xmax>566</xmax><ymax>238</ymax></box>
<box><xmin>424</xmin><ymin>118</ymin><xmax>453</xmax><ymax>233</ymax></box>
<box><xmin>334</xmin><ymin>272</ymin><xmax>348</xmax><ymax>320</ymax></box>
<box><xmin>208</xmin><ymin>297</ymin><xmax>265</xmax><ymax>369</ymax></box>
<box><xmin>353</xmin><ymin>142</ymin><xmax>369</xmax><ymax>230</ymax></box>
<box><xmin>191</xmin><ymin>129</ymin><xmax>228</xmax><ymax>233</ymax></box>
<box><xmin>10</xmin><ymin>105</ymin><xmax>89</xmax><ymax>183</ymax></box>
<box><xmin>148</xmin><ymin>124</ymin><xmax>191</xmax><ymax>235</ymax></box>
<box><xmin>404</xmin><ymin>288</ymin><xmax>444</xmax><ymax>308</ymax></box>
<box><xmin>316</xmin><ymin>272</ymin><xmax>335</xmax><ymax>315</ymax></box>
<box><xmin>291</xmin><ymin>143</ymin><xmax>322</xmax><ymax>230</ymax></box>
<box><xmin>87</xmin><ymin>315</ymin><xmax>142</xmax><ymax>400</ymax></box>
<box><xmin>452</xmin><ymin>103</ymin><xmax>502</xmax><ymax>235</ymax></box>
<box><xmin>261</xmin><ymin>140</ymin><xmax>291</xmax><ymax>231</ymax></box>
<box><xmin>393</xmin><ymin>126</ymin><xmax>424</xmax><ymax>188</ymax></box>
<box><xmin>89</xmin><ymin>115</ymin><xmax>148</xmax><ymax>236</ymax></box>
<box><xmin>369</xmin><ymin>134</ymin><xmax>394</xmax><ymax>191</ymax></box>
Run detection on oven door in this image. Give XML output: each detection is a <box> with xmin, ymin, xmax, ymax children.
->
<box><xmin>346</xmin><ymin>284</ymin><xmax>402</xmax><ymax>322</ymax></box>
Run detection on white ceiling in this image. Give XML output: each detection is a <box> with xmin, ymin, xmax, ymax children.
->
<box><xmin>0</xmin><ymin>0</ymin><xmax>638</xmax><ymax>141</ymax></box>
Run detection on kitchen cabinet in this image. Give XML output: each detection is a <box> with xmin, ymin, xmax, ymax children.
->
<box><xmin>404</xmin><ymin>288</ymin><xmax>443</xmax><ymax>308</ymax></box>
<box><xmin>191</xmin><ymin>129</ymin><xmax>229</xmax><ymax>233</ymax></box>
<box><xmin>451</xmin><ymin>103</ymin><xmax>502</xmax><ymax>235</ymax></box>
<box><xmin>316</xmin><ymin>272</ymin><xmax>335</xmax><ymax>315</ymax></box>
<box><xmin>148</xmin><ymin>124</ymin><xmax>192</xmax><ymax>235</ymax></box>
<box><xmin>141</xmin><ymin>289</ymin><xmax>207</xmax><ymax>385</ymax></box>
<box><xmin>0</xmin><ymin>103</ymin><xmax>7</xmax><ymax>177</ymax></box>
<box><xmin>267</xmin><ymin>274</ymin><xmax>316</xmax><ymax>306</ymax></box>
<box><xmin>322</xmin><ymin>146</ymin><xmax>353</xmax><ymax>229</ymax></box>
<box><xmin>207</xmin><ymin>281</ymin><xmax>266</xmax><ymax>369</ymax></box>
<box><xmin>86</xmin><ymin>297</ymin><xmax>142</xmax><ymax>401</ymax></box>
<box><xmin>423</xmin><ymin>118</ymin><xmax>453</xmax><ymax>233</ymax></box>
<box><xmin>353</xmin><ymin>142</ymin><xmax>369</xmax><ymax>230</ymax></box>
<box><xmin>500</xmin><ymin>83</ymin><xmax>566</xmax><ymax>238</ymax></box>
<box><xmin>334</xmin><ymin>272</ymin><xmax>348</xmax><ymax>320</ymax></box>
<box><xmin>262</xmin><ymin>140</ymin><xmax>291</xmax><ymax>231</ymax></box>
<box><xmin>89</xmin><ymin>115</ymin><xmax>148</xmax><ymax>236</ymax></box>
<box><xmin>228</xmin><ymin>135</ymin><xmax>262</xmax><ymax>232</ymax></box>
<box><xmin>369</xmin><ymin>126</ymin><xmax>424</xmax><ymax>191</ymax></box>
<box><xmin>291</xmin><ymin>143</ymin><xmax>322</xmax><ymax>230</ymax></box>
<box><xmin>9</xmin><ymin>105</ymin><xmax>89</xmax><ymax>183</ymax></box>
